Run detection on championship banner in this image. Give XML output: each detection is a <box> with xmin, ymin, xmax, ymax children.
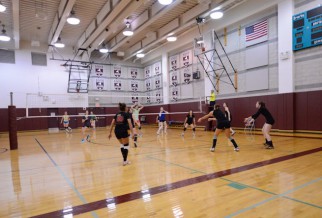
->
<box><xmin>156</xmin><ymin>90</ymin><xmax>162</xmax><ymax>103</ymax></box>
<box><xmin>170</xmin><ymin>55</ymin><xmax>179</xmax><ymax>71</ymax></box>
<box><xmin>130</xmin><ymin>80</ymin><xmax>139</xmax><ymax>92</ymax></box>
<box><xmin>131</xmin><ymin>93</ymin><xmax>139</xmax><ymax>104</ymax></box>
<box><xmin>181</xmin><ymin>50</ymin><xmax>192</xmax><ymax>67</ymax></box>
<box><xmin>145</xmin><ymin>79</ymin><xmax>151</xmax><ymax>91</ymax></box>
<box><xmin>113</xmin><ymin>66</ymin><xmax>122</xmax><ymax>78</ymax></box>
<box><xmin>95</xmin><ymin>65</ymin><xmax>103</xmax><ymax>77</ymax></box>
<box><xmin>145</xmin><ymin>66</ymin><xmax>151</xmax><ymax>78</ymax></box>
<box><xmin>130</xmin><ymin>68</ymin><xmax>138</xmax><ymax>79</ymax></box>
<box><xmin>154</xmin><ymin>62</ymin><xmax>161</xmax><ymax>75</ymax></box>
<box><xmin>171</xmin><ymin>87</ymin><xmax>179</xmax><ymax>101</ymax></box>
<box><xmin>155</xmin><ymin>76</ymin><xmax>161</xmax><ymax>89</ymax></box>
<box><xmin>113</xmin><ymin>79</ymin><xmax>122</xmax><ymax>90</ymax></box>
<box><xmin>95</xmin><ymin>78</ymin><xmax>105</xmax><ymax>90</ymax></box>
<box><xmin>183</xmin><ymin>67</ymin><xmax>192</xmax><ymax>84</ymax></box>
<box><xmin>170</xmin><ymin>71</ymin><xmax>178</xmax><ymax>86</ymax></box>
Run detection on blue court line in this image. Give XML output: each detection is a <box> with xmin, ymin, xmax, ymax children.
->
<box><xmin>35</xmin><ymin>138</ymin><xmax>98</xmax><ymax>218</ymax></box>
<box><xmin>225</xmin><ymin>176</ymin><xmax>322</xmax><ymax>217</ymax></box>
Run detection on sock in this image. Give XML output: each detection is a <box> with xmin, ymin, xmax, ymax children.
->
<box><xmin>267</xmin><ymin>141</ymin><xmax>273</xmax><ymax>146</ymax></box>
<box><xmin>265</xmin><ymin>138</ymin><xmax>268</xmax><ymax>144</ymax></box>
<box><xmin>123</xmin><ymin>144</ymin><xmax>129</xmax><ymax>161</ymax></box>
<box><xmin>212</xmin><ymin>136</ymin><xmax>217</xmax><ymax>148</ymax></box>
<box><xmin>120</xmin><ymin>148</ymin><xmax>125</xmax><ymax>160</ymax></box>
<box><xmin>134</xmin><ymin>135</ymin><xmax>137</xmax><ymax>142</ymax></box>
<box><xmin>183</xmin><ymin>127</ymin><xmax>186</xmax><ymax>131</ymax></box>
<box><xmin>230</xmin><ymin>138</ymin><xmax>238</xmax><ymax>148</ymax></box>
<box><xmin>193</xmin><ymin>128</ymin><xmax>195</xmax><ymax>132</ymax></box>
<box><xmin>138</xmin><ymin>126</ymin><xmax>141</xmax><ymax>130</ymax></box>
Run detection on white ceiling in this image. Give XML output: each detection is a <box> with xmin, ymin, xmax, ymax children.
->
<box><xmin>0</xmin><ymin>0</ymin><xmax>248</xmax><ymax>61</ymax></box>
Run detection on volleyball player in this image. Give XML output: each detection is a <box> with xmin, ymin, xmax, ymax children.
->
<box><xmin>223</xmin><ymin>102</ymin><xmax>235</xmax><ymax>136</ymax></box>
<box><xmin>60</xmin><ymin>111</ymin><xmax>71</xmax><ymax>132</ymax></box>
<box><xmin>81</xmin><ymin>110</ymin><xmax>92</xmax><ymax>143</ymax></box>
<box><xmin>244</xmin><ymin>101</ymin><xmax>275</xmax><ymax>149</ymax></box>
<box><xmin>181</xmin><ymin>109</ymin><xmax>196</xmax><ymax>136</ymax></box>
<box><xmin>127</xmin><ymin>107</ymin><xmax>138</xmax><ymax>147</ymax></box>
<box><xmin>198</xmin><ymin>104</ymin><xmax>239</xmax><ymax>152</ymax></box>
<box><xmin>156</xmin><ymin>107</ymin><xmax>168</xmax><ymax>135</ymax></box>
<box><xmin>131</xmin><ymin>103</ymin><xmax>144</xmax><ymax>136</ymax></box>
<box><xmin>108</xmin><ymin>103</ymin><xmax>134</xmax><ymax>166</ymax></box>
<box><xmin>90</xmin><ymin>111</ymin><xmax>97</xmax><ymax>129</ymax></box>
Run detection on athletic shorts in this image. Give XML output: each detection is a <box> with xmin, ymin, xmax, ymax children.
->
<box><xmin>187</xmin><ymin>122</ymin><xmax>193</xmax><ymax>125</ymax></box>
<box><xmin>63</xmin><ymin>121</ymin><xmax>69</xmax><ymax>124</ymax></box>
<box><xmin>266</xmin><ymin>121</ymin><xmax>275</xmax><ymax>125</ymax></box>
<box><xmin>83</xmin><ymin>123</ymin><xmax>91</xmax><ymax>128</ymax></box>
<box><xmin>159</xmin><ymin>120</ymin><xmax>166</xmax><ymax>123</ymax></box>
<box><xmin>216</xmin><ymin>120</ymin><xmax>231</xmax><ymax>129</ymax></box>
<box><xmin>115</xmin><ymin>129</ymin><xmax>129</xmax><ymax>139</ymax></box>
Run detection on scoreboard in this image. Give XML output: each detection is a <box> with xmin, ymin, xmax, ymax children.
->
<box><xmin>293</xmin><ymin>5</ymin><xmax>322</xmax><ymax>51</ymax></box>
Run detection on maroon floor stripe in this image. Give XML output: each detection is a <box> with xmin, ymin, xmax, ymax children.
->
<box><xmin>31</xmin><ymin>147</ymin><xmax>322</xmax><ymax>218</ymax></box>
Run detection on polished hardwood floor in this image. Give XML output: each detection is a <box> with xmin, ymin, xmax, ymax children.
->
<box><xmin>0</xmin><ymin>126</ymin><xmax>321</xmax><ymax>217</ymax></box>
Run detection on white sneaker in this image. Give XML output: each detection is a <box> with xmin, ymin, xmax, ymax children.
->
<box><xmin>210</xmin><ymin>147</ymin><xmax>215</xmax><ymax>152</ymax></box>
<box><xmin>234</xmin><ymin>147</ymin><xmax>240</xmax><ymax>152</ymax></box>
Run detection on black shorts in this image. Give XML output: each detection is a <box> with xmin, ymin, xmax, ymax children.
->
<box><xmin>187</xmin><ymin>122</ymin><xmax>193</xmax><ymax>125</ymax></box>
<box><xmin>216</xmin><ymin>120</ymin><xmax>231</xmax><ymax>129</ymax></box>
<box><xmin>83</xmin><ymin>122</ymin><xmax>91</xmax><ymax>128</ymax></box>
<box><xmin>266</xmin><ymin>121</ymin><xmax>275</xmax><ymax>125</ymax></box>
<box><xmin>115</xmin><ymin>129</ymin><xmax>129</xmax><ymax>139</ymax></box>
<box><xmin>159</xmin><ymin>120</ymin><xmax>166</xmax><ymax>122</ymax></box>
<box><xmin>210</xmin><ymin>101</ymin><xmax>216</xmax><ymax>106</ymax></box>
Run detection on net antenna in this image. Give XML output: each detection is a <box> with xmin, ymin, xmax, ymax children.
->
<box><xmin>194</xmin><ymin>19</ymin><xmax>238</xmax><ymax>93</ymax></box>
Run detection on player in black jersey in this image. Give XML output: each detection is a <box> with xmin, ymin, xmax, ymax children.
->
<box><xmin>81</xmin><ymin>110</ymin><xmax>92</xmax><ymax>143</ymax></box>
<box><xmin>181</xmin><ymin>110</ymin><xmax>196</xmax><ymax>137</ymax></box>
<box><xmin>245</xmin><ymin>101</ymin><xmax>275</xmax><ymax>149</ymax></box>
<box><xmin>126</xmin><ymin>107</ymin><xmax>138</xmax><ymax>147</ymax></box>
<box><xmin>198</xmin><ymin>105</ymin><xmax>239</xmax><ymax>152</ymax></box>
<box><xmin>108</xmin><ymin>103</ymin><xmax>134</xmax><ymax>166</ymax></box>
<box><xmin>223</xmin><ymin>103</ymin><xmax>236</xmax><ymax>136</ymax></box>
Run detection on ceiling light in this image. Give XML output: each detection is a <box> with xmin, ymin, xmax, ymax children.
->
<box><xmin>167</xmin><ymin>36</ymin><xmax>177</xmax><ymax>42</ymax></box>
<box><xmin>196</xmin><ymin>36</ymin><xmax>204</xmax><ymax>44</ymax></box>
<box><xmin>54</xmin><ymin>37</ymin><xmax>65</xmax><ymax>48</ymax></box>
<box><xmin>0</xmin><ymin>2</ymin><xmax>6</xmax><ymax>12</ymax></box>
<box><xmin>67</xmin><ymin>10</ymin><xmax>80</xmax><ymax>25</ymax></box>
<box><xmin>158</xmin><ymin>0</ymin><xmax>173</xmax><ymax>5</ymax></box>
<box><xmin>123</xmin><ymin>22</ymin><xmax>133</xmax><ymax>36</ymax></box>
<box><xmin>136</xmin><ymin>53</ymin><xmax>145</xmax><ymax>58</ymax></box>
<box><xmin>210</xmin><ymin>11</ymin><xmax>223</xmax><ymax>19</ymax></box>
<box><xmin>0</xmin><ymin>25</ymin><xmax>10</xmax><ymax>42</ymax></box>
<box><xmin>99</xmin><ymin>44</ymin><xmax>109</xmax><ymax>53</ymax></box>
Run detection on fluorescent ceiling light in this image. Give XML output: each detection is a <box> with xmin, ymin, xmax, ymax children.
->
<box><xmin>136</xmin><ymin>53</ymin><xmax>145</xmax><ymax>58</ymax></box>
<box><xmin>67</xmin><ymin>10</ymin><xmax>80</xmax><ymax>25</ymax></box>
<box><xmin>54</xmin><ymin>37</ymin><xmax>65</xmax><ymax>48</ymax></box>
<box><xmin>196</xmin><ymin>36</ymin><xmax>204</xmax><ymax>44</ymax></box>
<box><xmin>123</xmin><ymin>22</ymin><xmax>133</xmax><ymax>36</ymax></box>
<box><xmin>210</xmin><ymin>11</ymin><xmax>223</xmax><ymax>19</ymax></box>
<box><xmin>167</xmin><ymin>36</ymin><xmax>177</xmax><ymax>42</ymax></box>
<box><xmin>0</xmin><ymin>2</ymin><xmax>6</xmax><ymax>12</ymax></box>
<box><xmin>99</xmin><ymin>48</ymin><xmax>109</xmax><ymax>53</ymax></box>
<box><xmin>158</xmin><ymin>0</ymin><xmax>173</xmax><ymax>5</ymax></box>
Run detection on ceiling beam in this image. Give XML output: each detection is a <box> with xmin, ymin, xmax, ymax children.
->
<box><xmin>48</xmin><ymin>0</ymin><xmax>77</xmax><ymax>45</ymax></box>
<box><xmin>12</xmin><ymin>0</ymin><xmax>19</xmax><ymax>49</ymax></box>
<box><xmin>76</xmin><ymin>0</ymin><xmax>132</xmax><ymax>53</ymax></box>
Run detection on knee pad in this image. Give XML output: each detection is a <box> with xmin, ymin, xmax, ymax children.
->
<box><xmin>193</xmin><ymin>128</ymin><xmax>196</xmax><ymax>131</ymax></box>
<box><xmin>138</xmin><ymin>126</ymin><xmax>141</xmax><ymax>130</ymax></box>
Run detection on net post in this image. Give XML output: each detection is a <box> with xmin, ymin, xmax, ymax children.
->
<box><xmin>8</xmin><ymin>92</ymin><xmax>18</xmax><ymax>150</ymax></box>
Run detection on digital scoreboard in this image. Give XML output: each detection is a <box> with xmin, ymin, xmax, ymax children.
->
<box><xmin>293</xmin><ymin>5</ymin><xmax>322</xmax><ymax>51</ymax></box>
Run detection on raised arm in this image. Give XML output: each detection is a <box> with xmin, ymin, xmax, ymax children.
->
<box><xmin>198</xmin><ymin>111</ymin><xmax>213</xmax><ymax>123</ymax></box>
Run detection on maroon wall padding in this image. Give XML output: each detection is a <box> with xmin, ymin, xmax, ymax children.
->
<box><xmin>8</xmin><ymin>106</ymin><xmax>18</xmax><ymax>150</ymax></box>
<box><xmin>1</xmin><ymin>90</ymin><xmax>322</xmax><ymax>132</ymax></box>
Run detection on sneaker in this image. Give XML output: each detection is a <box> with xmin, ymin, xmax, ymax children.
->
<box><xmin>81</xmin><ymin>139</ymin><xmax>85</xmax><ymax>143</ymax></box>
<box><xmin>210</xmin><ymin>147</ymin><xmax>215</xmax><ymax>152</ymax></box>
<box><xmin>234</xmin><ymin>147</ymin><xmax>240</xmax><ymax>152</ymax></box>
<box><xmin>86</xmin><ymin>135</ymin><xmax>90</xmax><ymax>142</ymax></box>
<box><xmin>181</xmin><ymin>132</ymin><xmax>184</xmax><ymax>136</ymax></box>
<box><xmin>123</xmin><ymin>161</ymin><xmax>131</xmax><ymax>166</ymax></box>
<box><xmin>266</xmin><ymin>145</ymin><xmax>274</xmax><ymax>149</ymax></box>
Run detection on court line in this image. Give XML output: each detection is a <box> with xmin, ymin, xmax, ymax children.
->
<box><xmin>34</xmin><ymin>138</ymin><xmax>98</xmax><ymax>218</ymax></box>
<box><xmin>30</xmin><ymin>146</ymin><xmax>322</xmax><ymax>218</ymax></box>
<box><xmin>225</xmin><ymin>176</ymin><xmax>322</xmax><ymax>218</ymax></box>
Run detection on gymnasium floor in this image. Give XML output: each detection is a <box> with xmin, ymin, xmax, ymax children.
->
<box><xmin>0</xmin><ymin>127</ymin><xmax>321</xmax><ymax>217</ymax></box>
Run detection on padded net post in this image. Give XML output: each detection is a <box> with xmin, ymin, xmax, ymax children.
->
<box><xmin>8</xmin><ymin>106</ymin><xmax>18</xmax><ymax>150</ymax></box>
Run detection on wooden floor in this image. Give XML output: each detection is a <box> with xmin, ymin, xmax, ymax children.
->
<box><xmin>0</xmin><ymin>127</ymin><xmax>321</xmax><ymax>218</ymax></box>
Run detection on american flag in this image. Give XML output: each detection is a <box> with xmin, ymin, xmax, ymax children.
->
<box><xmin>245</xmin><ymin>20</ymin><xmax>268</xmax><ymax>41</ymax></box>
